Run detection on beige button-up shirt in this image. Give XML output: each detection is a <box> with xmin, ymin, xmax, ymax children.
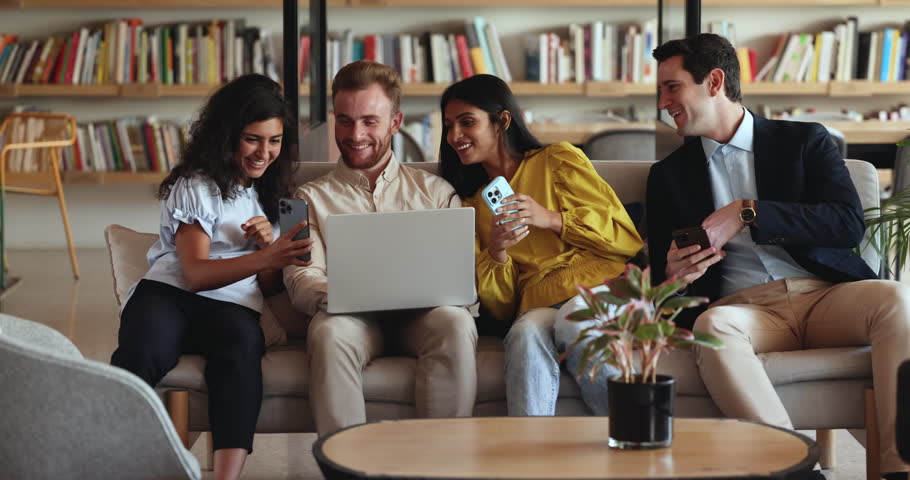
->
<box><xmin>283</xmin><ymin>154</ymin><xmax>462</xmax><ymax>316</ymax></box>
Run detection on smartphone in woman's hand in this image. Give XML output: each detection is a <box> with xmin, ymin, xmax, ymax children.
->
<box><xmin>481</xmin><ymin>176</ymin><xmax>522</xmax><ymax>231</ymax></box>
<box><xmin>278</xmin><ymin>198</ymin><xmax>311</xmax><ymax>261</ymax></box>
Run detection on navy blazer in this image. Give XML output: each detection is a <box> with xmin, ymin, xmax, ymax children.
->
<box><xmin>646</xmin><ymin>113</ymin><xmax>878</xmax><ymax>329</ymax></box>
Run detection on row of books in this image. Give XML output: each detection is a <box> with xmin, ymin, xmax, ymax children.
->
<box><xmin>524</xmin><ymin>20</ymin><xmax>658</xmax><ymax>84</ymax></box>
<box><xmin>751</xmin><ymin>19</ymin><xmax>910</xmax><ymax>84</ymax></box>
<box><xmin>1</xmin><ymin>114</ymin><xmax>186</xmax><ymax>173</ymax></box>
<box><xmin>300</xmin><ymin>17</ymin><xmax>513</xmax><ymax>85</ymax></box>
<box><xmin>0</xmin><ymin>18</ymin><xmax>279</xmax><ymax>86</ymax></box>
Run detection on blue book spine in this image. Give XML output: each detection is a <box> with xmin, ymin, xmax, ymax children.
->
<box><xmin>880</xmin><ymin>28</ymin><xmax>894</xmax><ymax>82</ymax></box>
<box><xmin>473</xmin><ymin>17</ymin><xmax>496</xmax><ymax>76</ymax></box>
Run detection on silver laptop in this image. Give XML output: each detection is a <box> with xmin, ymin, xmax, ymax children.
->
<box><xmin>326</xmin><ymin>207</ymin><xmax>476</xmax><ymax>314</ymax></box>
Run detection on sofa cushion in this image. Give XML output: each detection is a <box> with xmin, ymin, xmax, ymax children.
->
<box><xmin>160</xmin><ymin>348</ymin><xmax>309</xmax><ymax>395</ymax></box>
<box><xmin>104</xmin><ymin>224</ymin><xmax>287</xmax><ymax>348</ymax></box>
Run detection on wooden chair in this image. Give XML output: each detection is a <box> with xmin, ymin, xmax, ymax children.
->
<box><xmin>0</xmin><ymin>112</ymin><xmax>80</xmax><ymax>284</ymax></box>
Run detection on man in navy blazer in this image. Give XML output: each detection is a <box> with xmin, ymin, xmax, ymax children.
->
<box><xmin>647</xmin><ymin>33</ymin><xmax>909</xmax><ymax>479</ymax></box>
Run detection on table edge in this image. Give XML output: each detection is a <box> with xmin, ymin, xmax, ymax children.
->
<box><xmin>313</xmin><ymin>417</ymin><xmax>820</xmax><ymax>480</ymax></box>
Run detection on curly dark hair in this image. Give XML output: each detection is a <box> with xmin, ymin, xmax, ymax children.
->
<box><xmin>438</xmin><ymin>74</ymin><xmax>543</xmax><ymax>199</ymax></box>
<box><xmin>159</xmin><ymin>74</ymin><xmax>296</xmax><ymax>223</ymax></box>
<box><xmin>652</xmin><ymin>33</ymin><xmax>742</xmax><ymax>103</ymax></box>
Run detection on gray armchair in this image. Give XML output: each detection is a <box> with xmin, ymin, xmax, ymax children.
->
<box><xmin>0</xmin><ymin>313</ymin><xmax>200</xmax><ymax>480</ymax></box>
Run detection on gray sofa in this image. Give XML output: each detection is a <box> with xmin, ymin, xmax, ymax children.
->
<box><xmin>104</xmin><ymin>160</ymin><xmax>882</xmax><ymax>478</ymax></box>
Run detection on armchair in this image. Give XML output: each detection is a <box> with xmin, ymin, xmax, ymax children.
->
<box><xmin>0</xmin><ymin>313</ymin><xmax>200</xmax><ymax>480</ymax></box>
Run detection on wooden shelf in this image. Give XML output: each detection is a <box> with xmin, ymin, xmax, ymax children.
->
<box><xmin>704</xmin><ymin>0</ymin><xmax>875</xmax><ymax>4</ymax></box>
<box><xmin>4</xmin><ymin>81</ymin><xmax>910</xmax><ymax>99</ymax></box>
<box><xmin>6</xmin><ymin>171</ymin><xmax>168</xmax><ymax>185</ymax></box>
<box><xmin>530</xmin><ymin>121</ymin><xmax>654</xmax><ymax>145</ymax></box>
<box><xmin>529</xmin><ymin>120</ymin><xmax>910</xmax><ymax>146</ymax></box>
<box><xmin>4</xmin><ymin>0</ymin><xmax>346</xmax><ymax>7</ymax></box>
<box><xmin>743</xmin><ymin>82</ymin><xmax>828</xmax><ymax>95</ymax></box>
<box><xmin>360</xmin><ymin>0</ymin><xmax>654</xmax><ymax>5</ymax></box>
<box><xmin>511</xmin><ymin>82</ymin><xmax>586</xmax><ymax>96</ymax></box>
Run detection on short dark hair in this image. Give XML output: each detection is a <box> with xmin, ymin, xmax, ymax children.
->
<box><xmin>438</xmin><ymin>74</ymin><xmax>543</xmax><ymax>199</ymax></box>
<box><xmin>652</xmin><ymin>33</ymin><xmax>742</xmax><ymax>103</ymax></box>
<box><xmin>159</xmin><ymin>74</ymin><xmax>295</xmax><ymax>224</ymax></box>
<box><xmin>332</xmin><ymin>60</ymin><xmax>402</xmax><ymax>114</ymax></box>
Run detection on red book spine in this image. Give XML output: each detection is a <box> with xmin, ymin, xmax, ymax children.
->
<box><xmin>455</xmin><ymin>34</ymin><xmax>474</xmax><ymax>78</ymax></box>
<box><xmin>64</xmin><ymin>31</ymin><xmax>80</xmax><ymax>84</ymax></box>
<box><xmin>364</xmin><ymin>35</ymin><xmax>376</xmax><ymax>62</ymax></box>
<box><xmin>143</xmin><ymin>123</ymin><xmax>159</xmax><ymax>171</ymax></box>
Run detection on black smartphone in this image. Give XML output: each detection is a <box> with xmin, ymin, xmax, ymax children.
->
<box><xmin>672</xmin><ymin>226</ymin><xmax>711</xmax><ymax>250</ymax></box>
<box><xmin>278</xmin><ymin>198</ymin><xmax>311</xmax><ymax>262</ymax></box>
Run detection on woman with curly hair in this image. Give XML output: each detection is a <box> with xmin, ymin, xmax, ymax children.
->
<box><xmin>111</xmin><ymin>74</ymin><xmax>311</xmax><ymax>480</ymax></box>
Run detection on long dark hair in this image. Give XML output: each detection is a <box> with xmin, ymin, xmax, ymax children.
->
<box><xmin>159</xmin><ymin>74</ymin><xmax>296</xmax><ymax>223</ymax></box>
<box><xmin>439</xmin><ymin>74</ymin><xmax>543</xmax><ymax>199</ymax></box>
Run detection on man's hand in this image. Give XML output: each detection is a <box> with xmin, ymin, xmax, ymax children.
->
<box><xmin>702</xmin><ymin>200</ymin><xmax>746</xmax><ymax>250</ymax></box>
<box><xmin>665</xmin><ymin>240</ymin><xmax>725</xmax><ymax>286</ymax></box>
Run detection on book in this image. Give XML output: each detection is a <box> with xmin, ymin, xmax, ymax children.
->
<box><xmin>472</xmin><ymin>17</ymin><xmax>496</xmax><ymax>76</ymax></box>
<box><xmin>484</xmin><ymin>21</ymin><xmax>511</xmax><ymax>82</ymax></box>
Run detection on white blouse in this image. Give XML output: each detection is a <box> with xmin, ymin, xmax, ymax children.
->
<box><xmin>125</xmin><ymin>175</ymin><xmax>275</xmax><ymax>313</ymax></box>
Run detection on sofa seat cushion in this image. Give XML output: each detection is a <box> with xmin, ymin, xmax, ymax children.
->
<box><xmin>159</xmin><ymin>348</ymin><xmax>309</xmax><ymax>396</ymax></box>
<box><xmin>657</xmin><ymin>347</ymin><xmax>872</xmax><ymax>397</ymax></box>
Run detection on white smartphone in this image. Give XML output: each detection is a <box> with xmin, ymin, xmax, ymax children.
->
<box><xmin>480</xmin><ymin>176</ymin><xmax>522</xmax><ymax>231</ymax></box>
<box><xmin>278</xmin><ymin>198</ymin><xmax>310</xmax><ymax>262</ymax></box>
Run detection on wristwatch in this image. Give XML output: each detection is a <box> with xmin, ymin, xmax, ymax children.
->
<box><xmin>740</xmin><ymin>199</ymin><xmax>757</xmax><ymax>226</ymax></box>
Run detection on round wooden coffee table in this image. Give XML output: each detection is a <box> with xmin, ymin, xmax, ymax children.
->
<box><xmin>314</xmin><ymin>417</ymin><xmax>818</xmax><ymax>479</ymax></box>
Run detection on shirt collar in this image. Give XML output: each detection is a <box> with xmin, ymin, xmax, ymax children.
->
<box><xmin>701</xmin><ymin>107</ymin><xmax>754</xmax><ymax>162</ymax></box>
<box><xmin>333</xmin><ymin>150</ymin><xmax>401</xmax><ymax>189</ymax></box>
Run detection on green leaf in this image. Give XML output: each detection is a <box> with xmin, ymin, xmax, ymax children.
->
<box><xmin>608</xmin><ymin>279</ymin><xmax>640</xmax><ymax>300</ymax></box>
<box><xmin>660</xmin><ymin>296</ymin><xmax>709</xmax><ymax>311</ymax></box>
<box><xmin>595</xmin><ymin>290</ymin><xmax>629</xmax><ymax>306</ymax></box>
<box><xmin>634</xmin><ymin>323</ymin><xmax>661</xmax><ymax>340</ymax></box>
<box><xmin>566</xmin><ymin>309</ymin><xmax>596</xmax><ymax>322</ymax></box>
<box><xmin>692</xmin><ymin>331</ymin><xmax>725</xmax><ymax>349</ymax></box>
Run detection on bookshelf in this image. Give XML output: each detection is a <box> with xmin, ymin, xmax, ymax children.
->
<box><xmin>3</xmin><ymin>81</ymin><xmax>909</xmax><ymax>99</ymax></box>
<box><xmin>529</xmin><ymin>120</ymin><xmax>910</xmax><ymax>145</ymax></box>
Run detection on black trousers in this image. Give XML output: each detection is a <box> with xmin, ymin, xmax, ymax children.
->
<box><xmin>111</xmin><ymin>279</ymin><xmax>265</xmax><ymax>452</ymax></box>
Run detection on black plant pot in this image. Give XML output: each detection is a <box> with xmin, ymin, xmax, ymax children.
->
<box><xmin>607</xmin><ymin>374</ymin><xmax>675</xmax><ymax>449</ymax></box>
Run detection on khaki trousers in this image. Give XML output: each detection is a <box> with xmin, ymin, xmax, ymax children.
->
<box><xmin>307</xmin><ymin>306</ymin><xmax>478</xmax><ymax>436</ymax></box>
<box><xmin>693</xmin><ymin>278</ymin><xmax>910</xmax><ymax>473</ymax></box>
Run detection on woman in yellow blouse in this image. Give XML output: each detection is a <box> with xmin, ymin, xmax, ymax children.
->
<box><xmin>439</xmin><ymin>74</ymin><xmax>643</xmax><ymax>415</ymax></box>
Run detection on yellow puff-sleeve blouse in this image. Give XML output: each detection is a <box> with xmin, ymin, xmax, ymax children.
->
<box><xmin>466</xmin><ymin>141</ymin><xmax>643</xmax><ymax>324</ymax></box>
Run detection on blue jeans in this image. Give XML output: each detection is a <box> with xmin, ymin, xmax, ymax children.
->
<box><xmin>504</xmin><ymin>307</ymin><xmax>559</xmax><ymax>416</ymax></box>
<box><xmin>553</xmin><ymin>285</ymin><xmax>620</xmax><ymax>416</ymax></box>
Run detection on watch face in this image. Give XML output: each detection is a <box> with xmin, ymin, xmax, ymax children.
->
<box><xmin>741</xmin><ymin>208</ymin><xmax>756</xmax><ymax>223</ymax></box>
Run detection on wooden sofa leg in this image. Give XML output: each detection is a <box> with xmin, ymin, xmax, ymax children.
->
<box><xmin>817</xmin><ymin>429</ymin><xmax>836</xmax><ymax>469</ymax></box>
<box><xmin>865</xmin><ymin>388</ymin><xmax>881</xmax><ymax>480</ymax></box>
<box><xmin>204</xmin><ymin>432</ymin><xmax>214</xmax><ymax>471</ymax></box>
<box><xmin>165</xmin><ymin>390</ymin><xmax>190</xmax><ymax>449</ymax></box>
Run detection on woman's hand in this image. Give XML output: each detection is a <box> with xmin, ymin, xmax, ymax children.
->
<box><xmin>487</xmin><ymin>213</ymin><xmax>530</xmax><ymax>264</ymax></box>
<box><xmin>260</xmin><ymin>221</ymin><xmax>313</xmax><ymax>270</ymax></box>
<box><xmin>241</xmin><ymin>216</ymin><xmax>275</xmax><ymax>248</ymax></box>
<box><xmin>496</xmin><ymin>193</ymin><xmax>563</xmax><ymax>234</ymax></box>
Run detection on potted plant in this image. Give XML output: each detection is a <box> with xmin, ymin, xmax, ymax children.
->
<box><xmin>862</xmin><ymin>134</ymin><xmax>910</xmax><ymax>278</ymax></box>
<box><xmin>560</xmin><ymin>264</ymin><xmax>723</xmax><ymax>449</ymax></box>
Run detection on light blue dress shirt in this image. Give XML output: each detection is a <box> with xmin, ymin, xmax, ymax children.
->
<box><xmin>702</xmin><ymin>108</ymin><xmax>817</xmax><ymax>298</ymax></box>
